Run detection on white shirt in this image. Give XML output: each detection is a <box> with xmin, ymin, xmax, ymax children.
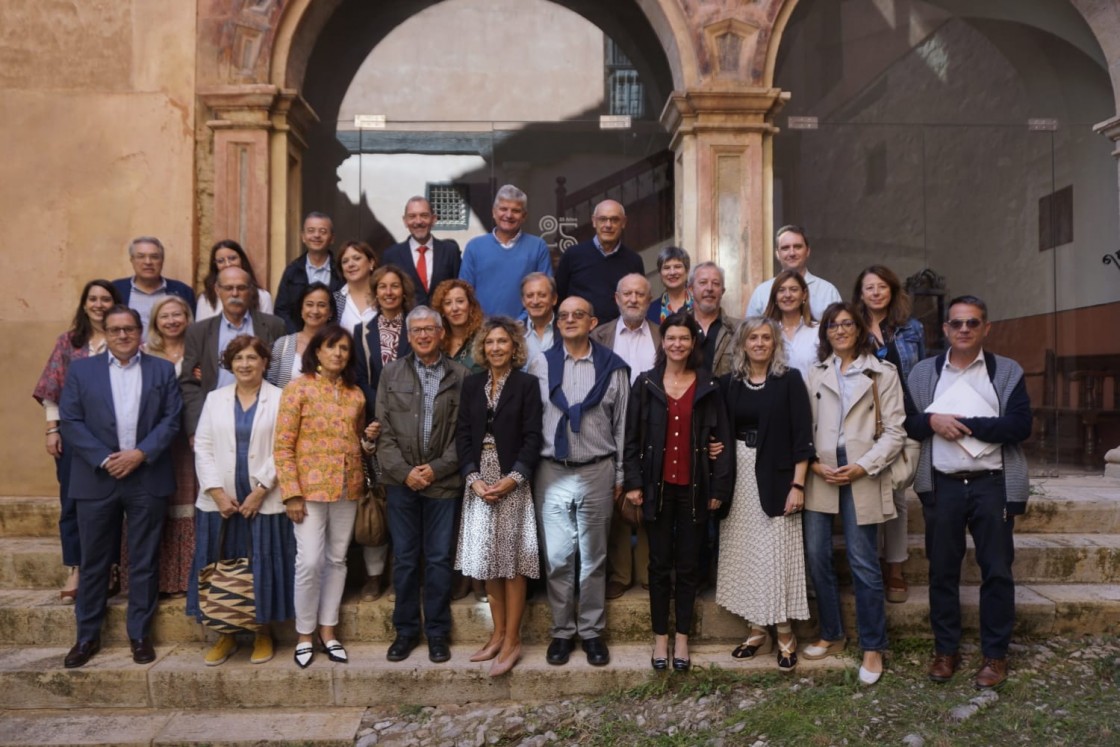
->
<box><xmin>108</xmin><ymin>352</ymin><xmax>143</xmax><ymax>453</ymax></box>
<box><xmin>613</xmin><ymin>318</ymin><xmax>657</xmax><ymax>384</ymax></box>
<box><xmin>523</xmin><ymin>314</ymin><xmax>556</xmax><ymax>368</ymax></box>
<box><xmin>783</xmin><ymin>321</ymin><xmax>820</xmax><ymax>382</ymax></box>
<box><xmin>932</xmin><ymin>349</ymin><xmax>1003</xmax><ymax>473</ymax></box>
<box><xmin>745</xmin><ymin>269</ymin><xmax>842</xmax><ymax>321</ymax></box>
<box><xmin>337</xmin><ymin>285</ymin><xmax>377</xmax><ymax>331</ymax></box>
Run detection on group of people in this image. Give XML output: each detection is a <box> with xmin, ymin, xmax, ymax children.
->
<box><xmin>37</xmin><ymin>186</ymin><xmax>1031</xmax><ymax>691</ymax></box>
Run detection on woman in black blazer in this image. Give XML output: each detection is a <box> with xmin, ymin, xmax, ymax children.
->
<box><xmin>715</xmin><ymin>316</ymin><xmax>815</xmax><ymax>672</ymax></box>
<box><xmin>623</xmin><ymin>313</ymin><xmax>733</xmax><ymax>672</ymax></box>
<box><xmin>455</xmin><ymin>316</ymin><xmax>543</xmax><ymax>677</ymax></box>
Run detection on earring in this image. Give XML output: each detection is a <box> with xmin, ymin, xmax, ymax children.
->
<box><xmin>316</xmin><ymin>364</ymin><xmax>323</xmax><ymax>374</ymax></box>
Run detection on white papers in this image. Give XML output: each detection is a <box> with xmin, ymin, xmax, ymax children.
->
<box><xmin>925</xmin><ymin>378</ymin><xmax>999</xmax><ymax>458</ymax></box>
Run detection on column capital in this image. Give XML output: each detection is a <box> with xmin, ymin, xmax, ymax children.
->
<box><xmin>1093</xmin><ymin>114</ymin><xmax>1120</xmax><ymax>157</ymax></box>
<box><xmin>200</xmin><ymin>85</ymin><xmax>318</xmax><ymax>142</ymax></box>
<box><xmin>660</xmin><ymin>87</ymin><xmax>789</xmax><ymax>144</ymax></box>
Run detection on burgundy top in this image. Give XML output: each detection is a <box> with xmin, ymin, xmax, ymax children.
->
<box><xmin>661</xmin><ymin>379</ymin><xmax>696</xmax><ymax>486</ymax></box>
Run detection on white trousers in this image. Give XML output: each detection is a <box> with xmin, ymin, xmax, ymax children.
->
<box><xmin>293</xmin><ymin>500</ymin><xmax>357</xmax><ymax>635</ymax></box>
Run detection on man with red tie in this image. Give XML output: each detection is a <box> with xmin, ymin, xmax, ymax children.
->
<box><xmin>382</xmin><ymin>196</ymin><xmax>462</xmax><ymax>308</ymax></box>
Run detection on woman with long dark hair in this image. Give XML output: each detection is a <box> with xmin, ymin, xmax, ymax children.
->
<box><xmin>33</xmin><ymin>279</ymin><xmax>122</xmax><ymax>602</ymax></box>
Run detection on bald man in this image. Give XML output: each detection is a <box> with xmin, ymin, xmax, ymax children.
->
<box><xmin>555</xmin><ymin>199</ymin><xmax>644</xmax><ymax>324</ymax></box>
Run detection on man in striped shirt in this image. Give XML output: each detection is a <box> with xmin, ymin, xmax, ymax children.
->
<box><xmin>532</xmin><ymin>296</ymin><xmax>630</xmax><ymax>667</ymax></box>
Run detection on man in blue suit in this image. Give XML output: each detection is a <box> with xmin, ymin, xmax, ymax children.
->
<box><xmin>59</xmin><ymin>305</ymin><xmax>182</xmax><ymax>668</ymax></box>
<box><xmin>382</xmin><ymin>196</ymin><xmax>461</xmax><ymax>308</ymax></box>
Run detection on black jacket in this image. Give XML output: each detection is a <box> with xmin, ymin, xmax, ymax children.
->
<box><xmin>382</xmin><ymin>239</ymin><xmax>462</xmax><ymax>309</ymax></box>
<box><xmin>274</xmin><ymin>252</ymin><xmax>345</xmax><ymax>333</ymax></box>
<box><xmin>623</xmin><ymin>366</ymin><xmax>733</xmax><ymax>524</ymax></box>
<box><xmin>456</xmin><ymin>369</ymin><xmax>543</xmax><ymax>480</ymax></box>
<box><xmin>719</xmin><ymin>370</ymin><xmax>815</xmax><ymax>518</ymax></box>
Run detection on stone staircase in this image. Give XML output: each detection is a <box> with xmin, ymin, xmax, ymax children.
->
<box><xmin>0</xmin><ymin>475</ymin><xmax>1117</xmax><ymax>745</ymax></box>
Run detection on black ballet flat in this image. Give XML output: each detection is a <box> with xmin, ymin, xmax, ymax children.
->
<box><xmin>651</xmin><ymin>656</ymin><xmax>669</xmax><ymax>671</ymax></box>
<box><xmin>672</xmin><ymin>657</ymin><xmax>691</xmax><ymax>672</ymax></box>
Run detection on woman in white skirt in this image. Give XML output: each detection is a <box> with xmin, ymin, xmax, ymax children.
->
<box><xmin>715</xmin><ymin>317</ymin><xmax>815</xmax><ymax>671</ymax></box>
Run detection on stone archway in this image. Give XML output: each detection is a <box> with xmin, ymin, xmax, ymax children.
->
<box><xmin>197</xmin><ymin>0</ymin><xmax>801</xmax><ymax>313</ymax></box>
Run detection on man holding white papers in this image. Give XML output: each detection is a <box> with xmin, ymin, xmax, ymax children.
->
<box><xmin>905</xmin><ymin>295</ymin><xmax>1031</xmax><ymax>691</ymax></box>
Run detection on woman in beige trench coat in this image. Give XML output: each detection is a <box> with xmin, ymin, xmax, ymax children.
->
<box><xmin>802</xmin><ymin>302</ymin><xmax>905</xmax><ymax>686</ymax></box>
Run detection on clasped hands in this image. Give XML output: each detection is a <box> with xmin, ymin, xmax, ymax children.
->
<box><xmin>471</xmin><ymin>476</ymin><xmax>517</xmax><ymax>503</ymax></box>
<box><xmin>104</xmin><ymin>448</ymin><xmax>145</xmax><ymax>479</ymax></box>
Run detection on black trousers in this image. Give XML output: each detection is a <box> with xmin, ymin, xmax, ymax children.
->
<box><xmin>923</xmin><ymin>471</ymin><xmax>1016</xmax><ymax>659</ymax></box>
<box><xmin>646</xmin><ymin>483</ymin><xmax>705</xmax><ymax>636</ymax></box>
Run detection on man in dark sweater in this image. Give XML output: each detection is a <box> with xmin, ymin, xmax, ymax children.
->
<box><xmin>555</xmin><ymin>199</ymin><xmax>644</xmax><ymax>324</ymax></box>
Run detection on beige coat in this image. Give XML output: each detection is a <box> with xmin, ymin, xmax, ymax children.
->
<box><xmin>805</xmin><ymin>353</ymin><xmax>905</xmax><ymax>525</ymax></box>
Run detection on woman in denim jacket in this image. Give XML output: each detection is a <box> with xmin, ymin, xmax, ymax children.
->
<box><xmin>852</xmin><ymin>265</ymin><xmax>925</xmax><ymax>603</ymax></box>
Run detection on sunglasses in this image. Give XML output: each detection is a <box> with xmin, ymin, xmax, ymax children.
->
<box><xmin>946</xmin><ymin>318</ymin><xmax>983</xmax><ymax>330</ymax></box>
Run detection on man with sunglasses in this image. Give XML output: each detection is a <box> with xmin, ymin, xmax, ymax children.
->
<box><xmin>905</xmin><ymin>295</ymin><xmax>1032</xmax><ymax>690</ymax></box>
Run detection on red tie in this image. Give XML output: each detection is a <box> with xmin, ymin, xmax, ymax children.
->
<box><xmin>416</xmin><ymin>245</ymin><xmax>429</xmax><ymax>292</ymax></box>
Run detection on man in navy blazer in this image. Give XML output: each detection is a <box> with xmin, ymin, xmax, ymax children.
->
<box><xmin>382</xmin><ymin>196</ymin><xmax>461</xmax><ymax>308</ymax></box>
<box><xmin>59</xmin><ymin>306</ymin><xmax>182</xmax><ymax>668</ymax></box>
<box><xmin>111</xmin><ymin>236</ymin><xmax>196</xmax><ymax>339</ymax></box>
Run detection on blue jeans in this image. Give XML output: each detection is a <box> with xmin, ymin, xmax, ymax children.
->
<box><xmin>387</xmin><ymin>486</ymin><xmax>458</xmax><ymax>639</ymax></box>
<box><xmin>803</xmin><ymin>451</ymin><xmax>888</xmax><ymax>652</ymax></box>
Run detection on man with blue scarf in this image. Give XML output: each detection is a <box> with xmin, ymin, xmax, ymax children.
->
<box><xmin>532</xmin><ymin>296</ymin><xmax>630</xmax><ymax>667</ymax></box>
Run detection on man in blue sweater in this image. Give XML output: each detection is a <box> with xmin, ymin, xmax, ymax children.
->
<box><xmin>905</xmin><ymin>295</ymin><xmax>1032</xmax><ymax>691</ymax></box>
<box><xmin>556</xmin><ymin>199</ymin><xmax>644</xmax><ymax>323</ymax></box>
<box><xmin>459</xmin><ymin>185</ymin><xmax>552</xmax><ymax>317</ymax></box>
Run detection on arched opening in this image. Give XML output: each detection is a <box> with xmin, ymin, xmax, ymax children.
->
<box><xmin>772</xmin><ymin>0</ymin><xmax>1120</xmax><ymax>469</ymax></box>
<box><xmin>277</xmin><ymin>0</ymin><xmax>680</xmax><ymax>275</ymax></box>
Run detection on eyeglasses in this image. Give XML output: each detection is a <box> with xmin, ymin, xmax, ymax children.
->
<box><xmin>409</xmin><ymin>325</ymin><xmax>440</xmax><ymax>336</ymax></box>
<box><xmin>827</xmin><ymin>320</ymin><xmax>856</xmax><ymax>331</ymax></box>
<box><xmin>593</xmin><ymin>216</ymin><xmax>623</xmax><ymax>225</ymax></box>
<box><xmin>947</xmin><ymin>318</ymin><xmax>983</xmax><ymax>330</ymax></box>
<box><xmin>557</xmin><ymin>310</ymin><xmax>591</xmax><ymax>321</ymax></box>
<box><xmin>106</xmin><ymin>326</ymin><xmax>140</xmax><ymax>337</ymax></box>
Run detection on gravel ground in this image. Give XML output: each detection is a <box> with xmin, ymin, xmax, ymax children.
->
<box><xmin>353</xmin><ymin>636</ymin><xmax>1120</xmax><ymax>746</ymax></box>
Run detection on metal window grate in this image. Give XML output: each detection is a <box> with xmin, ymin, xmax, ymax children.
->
<box><xmin>426</xmin><ymin>184</ymin><xmax>469</xmax><ymax>231</ymax></box>
<box><xmin>605</xmin><ymin>39</ymin><xmax>645</xmax><ymax>118</ymax></box>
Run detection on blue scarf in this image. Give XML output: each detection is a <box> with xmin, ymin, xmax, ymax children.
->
<box><xmin>544</xmin><ymin>340</ymin><xmax>629</xmax><ymax>459</ymax></box>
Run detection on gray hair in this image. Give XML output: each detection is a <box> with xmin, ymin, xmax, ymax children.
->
<box><xmin>615</xmin><ymin>272</ymin><xmax>650</xmax><ymax>294</ymax></box>
<box><xmin>493</xmin><ymin>184</ymin><xmax>528</xmax><ymax>209</ymax></box>
<box><xmin>406</xmin><ymin>305</ymin><xmax>443</xmax><ymax>332</ymax></box>
<box><xmin>303</xmin><ymin>211</ymin><xmax>334</xmax><ymax>230</ymax></box>
<box><xmin>656</xmin><ymin>245</ymin><xmax>691</xmax><ymax>272</ymax></box>
<box><xmin>128</xmin><ymin>236</ymin><xmax>165</xmax><ymax>259</ymax></box>
<box><xmin>520</xmin><ymin>271</ymin><xmax>556</xmax><ymax>296</ymax></box>
<box><xmin>729</xmin><ymin>316</ymin><xmax>789</xmax><ymax>381</ymax></box>
<box><xmin>688</xmin><ymin>261</ymin><xmax>725</xmax><ymax>288</ymax></box>
<box><xmin>403</xmin><ymin>196</ymin><xmax>432</xmax><ymax>214</ymax></box>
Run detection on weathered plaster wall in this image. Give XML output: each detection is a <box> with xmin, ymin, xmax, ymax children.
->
<box><xmin>0</xmin><ymin>0</ymin><xmax>198</xmax><ymax>494</ymax></box>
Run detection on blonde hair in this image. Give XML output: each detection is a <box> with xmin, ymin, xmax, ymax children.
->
<box><xmin>145</xmin><ymin>296</ymin><xmax>193</xmax><ymax>358</ymax></box>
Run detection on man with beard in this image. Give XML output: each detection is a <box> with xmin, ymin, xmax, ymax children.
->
<box><xmin>690</xmin><ymin>262</ymin><xmax>734</xmax><ymax>376</ymax></box>
<box><xmin>591</xmin><ymin>272</ymin><xmax>658</xmax><ymax>599</ymax></box>
<box><xmin>179</xmin><ymin>266</ymin><xmax>286</xmax><ymax>436</ymax></box>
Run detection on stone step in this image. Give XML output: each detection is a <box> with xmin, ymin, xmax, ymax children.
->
<box><xmin>2</xmin><ymin>582</ymin><xmax>1117</xmax><ymax>650</ymax></box>
<box><xmin>0</xmin><ymin>707</ymin><xmax>365</xmax><ymax>746</ymax></box>
<box><xmin>0</xmin><ymin>641</ymin><xmax>851</xmax><ymax>712</ymax></box>
<box><xmin>830</xmin><ymin>533</ymin><xmax>1120</xmax><ymax>586</ymax></box>
<box><xmin>4</xmin><ymin>480</ymin><xmax>1119</xmax><ymax>541</ymax></box>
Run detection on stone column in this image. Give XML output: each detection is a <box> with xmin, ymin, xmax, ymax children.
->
<box><xmin>1093</xmin><ymin>114</ymin><xmax>1120</xmax><ymax>475</ymax></box>
<box><xmin>660</xmin><ymin>88</ymin><xmax>788</xmax><ymax>316</ymax></box>
<box><xmin>200</xmin><ymin>85</ymin><xmax>316</xmax><ymax>290</ymax></box>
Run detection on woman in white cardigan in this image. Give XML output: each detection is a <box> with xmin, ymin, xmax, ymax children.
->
<box><xmin>187</xmin><ymin>335</ymin><xmax>296</xmax><ymax>666</ymax></box>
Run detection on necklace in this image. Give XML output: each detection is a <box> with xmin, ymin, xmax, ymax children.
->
<box><xmin>744</xmin><ymin>377</ymin><xmax>766</xmax><ymax>391</ymax></box>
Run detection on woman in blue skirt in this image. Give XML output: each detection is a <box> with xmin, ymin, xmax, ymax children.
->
<box><xmin>187</xmin><ymin>334</ymin><xmax>296</xmax><ymax>665</ymax></box>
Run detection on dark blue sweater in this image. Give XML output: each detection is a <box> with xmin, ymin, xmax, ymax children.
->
<box><xmin>556</xmin><ymin>239</ymin><xmax>644</xmax><ymax>323</ymax></box>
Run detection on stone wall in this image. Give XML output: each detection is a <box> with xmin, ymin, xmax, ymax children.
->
<box><xmin>0</xmin><ymin>0</ymin><xmax>198</xmax><ymax>494</ymax></box>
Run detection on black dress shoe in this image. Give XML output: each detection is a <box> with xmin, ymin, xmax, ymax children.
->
<box><xmin>428</xmin><ymin>636</ymin><xmax>451</xmax><ymax>663</ymax></box>
<box><xmin>546</xmin><ymin>637</ymin><xmax>574</xmax><ymax>665</ymax></box>
<box><xmin>64</xmin><ymin>639</ymin><xmax>101</xmax><ymax>669</ymax></box>
<box><xmin>672</xmin><ymin>657</ymin><xmax>691</xmax><ymax>672</ymax></box>
<box><xmin>582</xmin><ymin>637</ymin><xmax>610</xmax><ymax>667</ymax></box>
<box><xmin>651</xmin><ymin>656</ymin><xmax>669</xmax><ymax>671</ymax></box>
<box><xmin>386</xmin><ymin>635</ymin><xmax>420</xmax><ymax>662</ymax></box>
<box><xmin>130</xmin><ymin>637</ymin><xmax>156</xmax><ymax>664</ymax></box>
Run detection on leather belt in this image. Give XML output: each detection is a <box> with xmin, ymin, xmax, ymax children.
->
<box><xmin>936</xmin><ymin>469</ymin><xmax>1002</xmax><ymax>481</ymax></box>
<box><xmin>545</xmin><ymin>453</ymin><xmax>613</xmax><ymax>469</ymax></box>
<box><xmin>735</xmin><ymin>429</ymin><xmax>759</xmax><ymax>447</ymax></box>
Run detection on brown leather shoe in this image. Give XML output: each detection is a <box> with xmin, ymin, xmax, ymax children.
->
<box><xmin>974</xmin><ymin>657</ymin><xmax>1008</xmax><ymax>689</ymax></box>
<box><xmin>605</xmin><ymin>581</ymin><xmax>629</xmax><ymax>600</ymax></box>
<box><xmin>928</xmin><ymin>652</ymin><xmax>961</xmax><ymax>682</ymax></box>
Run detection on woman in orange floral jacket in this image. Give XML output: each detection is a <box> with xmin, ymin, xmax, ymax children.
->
<box><xmin>275</xmin><ymin>324</ymin><xmax>375</xmax><ymax>668</ymax></box>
